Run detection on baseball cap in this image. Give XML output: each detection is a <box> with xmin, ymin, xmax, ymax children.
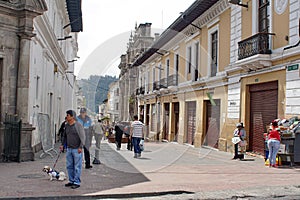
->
<box><xmin>80</xmin><ymin>108</ymin><xmax>87</xmax><ymax>113</ymax></box>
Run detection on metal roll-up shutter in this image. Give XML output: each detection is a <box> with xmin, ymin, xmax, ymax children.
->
<box><xmin>249</xmin><ymin>81</ymin><xmax>278</xmax><ymax>154</ymax></box>
<box><xmin>187</xmin><ymin>101</ymin><xmax>196</xmax><ymax>145</ymax></box>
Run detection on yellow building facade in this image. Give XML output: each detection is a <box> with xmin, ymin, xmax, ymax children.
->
<box><xmin>133</xmin><ymin>0</ymin><xmax>300</xmax><ymax>155</ymax></box>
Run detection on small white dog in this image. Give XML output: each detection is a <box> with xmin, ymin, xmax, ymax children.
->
<box><xmin>43</xmin><ymin>166</ymin><xmax>66</xmax><ymax>181</ymax></box>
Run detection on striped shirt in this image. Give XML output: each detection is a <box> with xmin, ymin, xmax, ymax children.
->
<box><xmin>131</xmin><ymin>120</ymin><xmax>144</xmax><ymax>138</ymax></box>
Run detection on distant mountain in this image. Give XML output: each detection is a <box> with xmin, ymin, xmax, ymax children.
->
<box><xmin>78</xmin><ymin>75</ymin><xmax>118</xmax><ymax>113</ymax></box>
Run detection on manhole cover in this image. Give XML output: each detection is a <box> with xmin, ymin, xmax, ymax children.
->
<box><xmin>18</xmin><ymin>174</ymin><xmax>45</xmax><ymax>179</ymax></box>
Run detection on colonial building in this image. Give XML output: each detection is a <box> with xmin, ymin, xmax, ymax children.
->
<box><xmin>0</xmin><ymin>0</ymin><xmax>82</xmax><ymax>161</ymax></box>
<box><xmin>107</xmin><ymin>81</ymin><xmax>120</xmax><ymax>123</ymax></box>
<box><xmin>133</xmin><ymin>0</ymin><xmax>300</xmax><ymax>155</ymax></box>
<box><xmin>118</xmin><ymin>23</ymin><xmax>155</xmax><ymax>121</ymax></box>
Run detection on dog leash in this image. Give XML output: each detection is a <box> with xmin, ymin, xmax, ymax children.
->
<box><xmin>52</xmin><ymin>150</ymin><xmax>62</xmax><ymax>169</ymax></box>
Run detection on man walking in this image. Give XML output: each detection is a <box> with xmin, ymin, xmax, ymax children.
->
<box><xmin>77</xmin><ymin>108</ymin><xmax>93</xmax><ymax>169</ymax></box>
<box><xmin>60</xmin><ymin>110</ymin><xmax>85</xmax><ymax>189</ymax></box>
<box><xmin>92</xmin><ymin>119</ymin><xmax>104</xmax><ymax>164</ymax></box>
<box><xmin>130</xmin><ymin>115</ymin><xmax>144</xmax><ymax>158</ymax></box>
<box><xmin>114</xmin><ymin>122</ymin><xmax>124</xmax><ymax>150</ymax></box>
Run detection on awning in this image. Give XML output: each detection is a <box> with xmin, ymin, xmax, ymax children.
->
<box><xmin>65</xmin><ymin>0</ymin><xmax>83</xmax><ymax>32</ymax></box>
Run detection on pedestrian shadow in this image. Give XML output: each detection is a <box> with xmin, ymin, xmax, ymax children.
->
<box><xmin>80</xmin><ymin>143</ymin><xmax>150</xmax><ymax>193</ymax></box>
<box><xmin>136</xmin><ymin>157</ymin><xmax>151</xmax><ymax>160</ymax></box>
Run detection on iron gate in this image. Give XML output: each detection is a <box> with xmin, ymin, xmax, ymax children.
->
<box><xmin>2</xmin><ymin>114</ymin><xmax>22</xmax><ymax>162</ymax></box>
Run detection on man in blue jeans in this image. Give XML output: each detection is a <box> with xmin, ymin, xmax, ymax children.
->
<box><xmin>60</xmin><ymin>110</ymin><xmax>85</xmax><ymax>189</ymax></box>
<box><xmin>130</xmin><ymin>115</ymin><xmax>144</xmax><ymax>158</ymax></box>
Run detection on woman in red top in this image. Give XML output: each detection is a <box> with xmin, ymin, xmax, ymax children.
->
<box><xmin>267</xmin><ymin>128</ymin><xmax>281</xmax><ymax>167</ymax></box>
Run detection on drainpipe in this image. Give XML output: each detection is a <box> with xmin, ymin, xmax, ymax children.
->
<box><xmin>283</xmin><ymin>18</ymin><xmax>300</xmax><ymax>51</ymax></box>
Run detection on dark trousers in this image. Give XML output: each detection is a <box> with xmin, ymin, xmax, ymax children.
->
<box><xmin>234</xmin><ymin>143</ymin><xmax>239</xmax><ymax>159</ymax></box>
<box><xmin>126</xmin><ymin>135</ymin><xmax>132</xmax><ymax>150</ymax></box>
<box><xmin>83</xmin><ymin>146</ymin><xmax>91</xmax><ymax>167</ymax></box>
<box><xmin>115</xmin><ymin>132</ymin><xmax>123</xmax><ymax>149</ymax></box>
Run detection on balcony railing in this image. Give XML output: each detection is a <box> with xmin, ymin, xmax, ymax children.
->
<box><xmin>140</xmin><ymin>86</ymin><xmax>145</xmax><ymax>94</ymax></box>
<box><xmin>160</xmin><ymin>78</ymin><xmax>168</xmax><ymax>89</ymax></box>
<box><xmin>153</xmin><ymin>81</ymin><xmax>160</xmax><ymax>91</ymax></box>
<box><xmin>238</xmin><ymin>32</ymin><xmax>273</xmax><ymax>60</ymax></box>
<box><xmin>168</xmin><ymin>74</ymin><xmax>178</xmax><ymax>86</ymax></box>
<box><xmin>136</xmin><ymin>86</ymin><xmax>145</xmax><ymax>95</ymax></box>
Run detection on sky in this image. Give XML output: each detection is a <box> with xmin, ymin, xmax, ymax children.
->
<box><xmin>75</xmin><ymin>0</ymin><xmax>195</xmax><ymax>79</ymax></box>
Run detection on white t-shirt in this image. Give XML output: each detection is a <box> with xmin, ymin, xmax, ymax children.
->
<box><xmin>131</xmin><ymin>120</ymin><xmax>144</xmax><ymax>138</ymax></box>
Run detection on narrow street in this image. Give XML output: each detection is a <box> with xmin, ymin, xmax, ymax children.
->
<box><xmin>0</xmin><ymin>140</ymin><xmax>300</xmax><ymax>199</ymax></box>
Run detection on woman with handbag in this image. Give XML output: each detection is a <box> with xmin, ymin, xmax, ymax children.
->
<box><xmin>232</xmin><ymin>123</ymin><xmax>246</xmax><ymax>160</ymax></box>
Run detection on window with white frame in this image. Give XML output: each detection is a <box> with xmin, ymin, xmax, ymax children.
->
<box><xmin>187</xmin><ymin>46</ymin><xmax>192</xmax><ymax>75</ymax></box>
<box><xmin>175</xmin><ymin>53</ymin><xmax>179</xmax><ymax>85</ymax></box>
<box><xmin>194</xmin><ymin>42</ymin><xmax>199</xmax><ymax>81</ymax></box>
<box><xmin>166</xmin><ymin>59</ymin><xmax>170</xmax><ymax>79</ymax></box>
<box><xmin>152</xmin><ymin>67</ymin><xmax>156</xmax><ymax>91</ymax></box>
<box><xmin>208</xmin><ymin>25</ymin><xmax>219</xmax><ymax>77</ymax></box>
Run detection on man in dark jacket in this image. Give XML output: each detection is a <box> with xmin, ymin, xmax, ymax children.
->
<box><xmin>114</xmin><ymin>122</ymin><xmax>124</xmax><ymax>150</ymax></box>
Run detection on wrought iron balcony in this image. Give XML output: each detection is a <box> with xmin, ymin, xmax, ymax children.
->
<box><xmin>160</xmin><ymin>78</ymin><xmax>168</xmax><ymax>89</ymax></box>
<box><xmin>167</xmin><ymin>74</ymin><xmax>178</xmax><ymax>86</ymax></box>
<box><xmin>153</xmin><ymin>81</ymin><xmax>160</xmax><ymax>91</ymax></box>
<box><xmin>238</xmin><ymin>32</ymin><xmax>273</xmax><ymax>60</ymax></box>
<box><xmin>136</xmin><ymin>88</ymin><xmax>140</xmax><ymax>95</ymax></box>
<box><xmin>140</xmin><ymin>86</ymin><xmax>145</xmax><ymax>94</ymax></box>
<box><xmin>136</xmin><ymin>86</ymin><xmax>145</xmax><ymax>95</ymax></box>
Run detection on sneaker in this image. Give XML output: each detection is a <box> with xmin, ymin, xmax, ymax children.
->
<box><xmin>137</xmin><ymin>153</ymin><xmax>141</xmax><ymax>158</ymax></box>
<box><xmin>92</xmin><ymin>158</ymin><xmax>101</xmax><ymax>165</ymax></box>
<box><xmin>134</xmin><ymin>153</ymin><xmax>138</xmax><ymax>158</ymax></box>
<box><xmin>71</xmin><ymin>184</ymin><xmax>80</xmax><ymax>189</ymax></box>
<box><xmin>65</xmin><ymin>182</ymin><xmax>73</xmax><ymax>187</ymax></box>
<box><xmin>85</xmin><ymin>165</ymin><xmax>93</xmax><ymax>169</ymax></box>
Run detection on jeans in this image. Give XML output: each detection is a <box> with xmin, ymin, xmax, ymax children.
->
<box><xmin>132</xmin><ymin>137</ymin><xmax>141</xmax><ymax>154</ymax></box>
<box><xmin>66</xmin><ymin>148</ymin><xmax>83</xmax><ymax>185</ymax></box>
<box><xmin>267</xmin><ymin>139</ymin><xmax>280</xmax><ymax>165</ymax></box>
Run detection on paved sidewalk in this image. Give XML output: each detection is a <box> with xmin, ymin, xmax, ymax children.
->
<box><xmin>0</xmin><ymin>140</ymin><xmax>300</xmax><ymax>199</ymax></box>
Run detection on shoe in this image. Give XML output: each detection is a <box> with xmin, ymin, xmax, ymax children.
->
<box><xmin>85</xmin><ymin>165</ymin><xmax>93</xmax><ymax>169</ymax></box>
<box><xmin>65</xmin><ymin>182</ymin><xmax>73</xmax><ymax>187</ymax></box>
<box><xmin>137</xmin><ymin>153</ymin><xmax>141</xmax><ymax>158</ymax></box>
<box><xmin>134</xmin><ymin>153</ymin><xmax>138</xmax><ymax>158</ymax></box>
<box><xmin>92</xmin><ymin>158</ymin><xmax>101</xmax><ymax>165</ymax></box>
<box><xmin>71</xmin><ymin>184</ymin><xmax>80</xmax><ymax>189</ymax></box>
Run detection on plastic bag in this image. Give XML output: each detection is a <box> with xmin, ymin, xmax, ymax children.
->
<box><xmin>139</xmin><ymin>139</ymin><xmax>144</xmax><ymax>151</ymax></box>
<box><xmin>232</xmin><ymin>136</ymin><xmax>241</xmax><ymax>144</ymax></box>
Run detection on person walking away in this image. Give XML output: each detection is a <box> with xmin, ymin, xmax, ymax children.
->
<box><xmin>232</xmin><ymin>123</ymin><xmax>246</xmax><ymax>160</ymax></box>
<box><xmin>124</xmin><ymin>124</ymin><xmax>132</xmax><ymax>150</ymax></box>
<box><xmin>114</xmin><ymin>122</ymin><xmax>124</xmax><ymax>150</ymax></box>
<box><xmin>267</xmin><ymin>128</ymin><xmax>281</xmax><ymax>167</ymax></box>
<box><xmin>59</xmin><ymin>110</ymin><xmax>85</xmax><ymax>189</ymax></box>
<box><xmin>77</xmin><ymin>108</ymin><xmax>93</xmax><ymax>169</ymax></box>
<box><xmin>130</xmin><ymin>115</ymin><xmax>144</xmax><ymax>158</ymax></box>
<box><xmin>58</xmin><ymin>117</ymin><xmax>67</xmax><ymax>152</ymax></box>
<box><xmin>92</xmin><ymin>119</ymin><xmax>104</xmax><ymax>164</ymax></box>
